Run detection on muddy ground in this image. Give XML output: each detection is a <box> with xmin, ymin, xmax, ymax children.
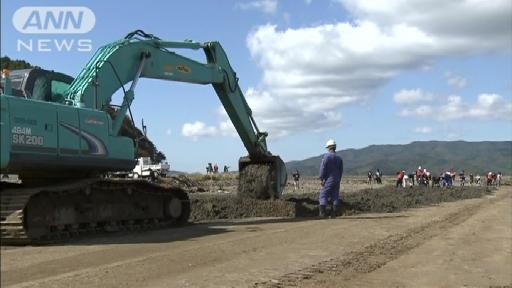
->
<box><xmin>1</xmin><ymin>186</ymin><xmax>510</xmax><ymax>288</ymax></box>
<box><xmin>165</xmin><ymin>174</ymin><xmax>496</xmax><ymax>221</ymax></box>
<box><xmin>189</xmin><ymin>185</ymin><xmax>493</xmax><ymax>221</ymax></box>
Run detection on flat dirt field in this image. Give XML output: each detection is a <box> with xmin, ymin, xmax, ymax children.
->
<box><xmin>1</xmin><ymin>185</ymin><xmax>511</xmax><ymax>288</ymax></box>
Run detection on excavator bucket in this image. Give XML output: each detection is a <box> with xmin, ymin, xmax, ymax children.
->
<box><xmin>238</xmin><ymin>155</ymin><xmax>287</xmax><ymax>200</ymax></box>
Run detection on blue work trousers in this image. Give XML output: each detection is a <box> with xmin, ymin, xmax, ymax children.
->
<box><xmin>319</xmin><ymin>182</ymin><xmax>340</xmax><ymax>206</ymax></box>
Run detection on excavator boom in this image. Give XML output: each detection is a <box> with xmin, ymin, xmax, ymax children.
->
<box><xmin>65</xmin><ymin>31</ymin><xmax>270</xmax><ymax>158</ymax></box>
<box><xmin>64</xmin><ymin>30</ymin><xmax>286</xmax><ymax>199</ymax></box>
<box><xmin>1</xmin><ymin>30</ymin><xmax>287</xmax><ymax>198</ymax></box>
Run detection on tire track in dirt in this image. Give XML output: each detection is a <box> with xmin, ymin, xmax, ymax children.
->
<box><xmin>254</xmin><ymin>192</ymin><xmax>508</xmax><ymax>288</ymax></box>
<box><xmin>1</xmin><ymin>219</ymin><xmax>325</xmax><ymax>288</ymax></box>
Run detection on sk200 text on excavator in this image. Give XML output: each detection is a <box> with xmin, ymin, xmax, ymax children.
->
<box><xmin>0</xmin><ymin>30</ymin><xmax>287</xmax><ymax>244</ymax></box>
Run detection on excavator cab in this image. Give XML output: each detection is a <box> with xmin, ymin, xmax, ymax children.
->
<box><xmin>3</xmin><ymin>68</ymin><xmax>73</xmax><ymax>102</ymax></box>
<box><xmin>239</xmin><ymin>155</ymin><xmax>287</xmax><ymax>200</ymax></box>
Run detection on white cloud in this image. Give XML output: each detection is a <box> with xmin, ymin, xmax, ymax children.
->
<box><xmin>182</xmin><ymin>121</ymin><xmax>218</xmax><ymax>141</ymax></box>
<box><xmin>237</xmin><ymin>0</ymin><xmax>277</xmax><ymax>14</ymax></box>
<box><xmin>189</xmin><ymin>0</ymin><xmax>511</xmax><ymax>139</ymax></box>
<box><xmin>394</xmin><ymin>89</ymin><xmax>434</xmax><ymax>104</ymax></box>
<box><xmin>467</xmin><ymin>93</ymin><xmax>512</xmax><ymax>119</ymax></box>
<box><xmin>399</xmin><ymin>105</ymin><xmax>433</xmax><ymax>117</ymax></box>
<box><xmin>414</xmin><ymin>126</ymin><xmax>433</xmax><ymax>134</ymax></box>
<box><xmin>216</xmin><ymin>108</ymin><xmax>238</xmax><ymax>137</ymax></box>
<box><xmin>437</xmin><ymin>94</ymin><xmax>506</xmax><ymax>120</ymax></box>
<box><xmin>218</xmin><ymin>119</ymin><xmax>237</xmax><ymax>137</ymax></box>
<box><xmin>305</xmin><ymin>0</ymin><xmax>313</xmax><ymax>4</ymax></box>
<box><xmin>447</xmin><ymin>76</ymin><xmax>467</xmax><ymax>89</ymax></box>
<box><xmin>445</xmin><ymin>72</ymin><xmax>467</xmax><ymax>89</ymax></box>
<box><xmin>398</xmin><ymin>91</ymin><xmax>512</xmax><ymax>121</ymax></box>
<box><xmin>241</xmin><ymin>0</ymin><xmax>511</xmax><ymax>136</ymax></box>
<box><xmin>244</xmin><ymin>88</ymin><xmax>343</xmax><ymax>138</ymax></box>
<box><xmin>340</xmin><ymin>0</ymin><xmax>511</xmax><ymax>49</ymax></box>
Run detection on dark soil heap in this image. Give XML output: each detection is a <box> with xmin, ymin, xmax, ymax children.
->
<box><xmin>288</xmin><ymin>186</ymin><xmax>494</xmax><ymax>217</ymax></box>
<box><xmin>189</xmin><ymin>194</ymin><xmax>295</xmax><ymax>221</ymax></box>
<box><xmin>238</xmin><ymin>164</ymin><xmax>276</xmax><ymax>200</ymax></box>
<box><xmin>190</xmin><ymin>186</ymin><xmax>494</xmax><ymax>221</ymax></box>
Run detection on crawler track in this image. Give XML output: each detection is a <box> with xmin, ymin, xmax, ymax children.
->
<box><xmin>1</xmin><ymin>179</ymin><xmax>190</xmax><ymax>245</ymax></box>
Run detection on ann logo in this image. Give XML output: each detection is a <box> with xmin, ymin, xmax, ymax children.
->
<box><xmin>13</xmin><ymin>6</ymin><xmax>95</xmax><ymax>34</ymax></box>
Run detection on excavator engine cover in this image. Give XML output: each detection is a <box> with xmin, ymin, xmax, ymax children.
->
<box><xmin>238</xmin><ymin>155</ymin><xmax>287</xmax><ymax>200</ymax></box>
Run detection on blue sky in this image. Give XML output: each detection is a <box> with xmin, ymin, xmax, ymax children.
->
<box><xmin>2</xmin><ymin>0</ymin><xmax>511</xmax><ymax>172</ymax></box>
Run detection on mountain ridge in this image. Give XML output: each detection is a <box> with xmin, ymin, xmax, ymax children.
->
<box><xmin>285</xmin><ymin>140</ymin><xmax>512</xmax><ymax>176</ymax></box>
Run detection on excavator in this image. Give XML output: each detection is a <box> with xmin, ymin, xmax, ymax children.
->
<box><xmin>0</xmin><ymin>30</ymin><xmax>287</xmax><ymax>244</ymax></box>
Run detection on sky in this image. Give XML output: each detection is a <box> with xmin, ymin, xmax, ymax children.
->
<box><xmin>1</xmin><ymin>0</ymin><xmax>511</xmax><ymax>172</ymax></box>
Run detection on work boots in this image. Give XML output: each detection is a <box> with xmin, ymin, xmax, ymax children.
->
<box><xmin>319</xmin><ymin>205</ymin><xmax>327</xmax><ymax>218</ymax></box>
<box><xmin>330</xmin><ymin>205</ymin><xmax>339</xmax><ymax>219</ymax></box>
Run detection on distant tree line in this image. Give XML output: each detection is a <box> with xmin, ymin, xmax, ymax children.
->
<box><xmin>1</xmin><ymin>56</ymin><xmax>34</xmax><ymax>70</ymax></box>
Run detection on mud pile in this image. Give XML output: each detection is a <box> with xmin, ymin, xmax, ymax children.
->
<box><xmin>190</xmin><ymin>186</ymin><xmax>493</xmax><ymax>221</ymax></box>
<box><xmin>189</xmin><ymin>194</ymin><xmax>294</xmax><ymax>221</ymax></box>
<box><xmin>286</xmin><ymin>186</ymin><xmax>493</xmax><ymax>217</ymax></box>
<box><xmin>238</xmin><ymin>164</ymin><xmax>276</xmax><ymax>199</ymax></box>
<box><xmin>343</xmin><ymin>186</ymin><xmax>491</xmax><ymax>213</ymax></box>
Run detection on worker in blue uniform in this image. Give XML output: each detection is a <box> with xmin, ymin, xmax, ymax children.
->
<box><xmin>319</xmin><ymin>139</ymin><xmax>344</xmax><ymax>218</ymax></box>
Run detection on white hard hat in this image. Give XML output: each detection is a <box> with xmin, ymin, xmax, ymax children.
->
<box><xmin>325</xmin><ymin>139</ymin><xmax>336</xmax><ymax>148</ymax></box>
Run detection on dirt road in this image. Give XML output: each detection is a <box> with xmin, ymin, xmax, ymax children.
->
<box><xmin>1</xmin><ymin>187</ymin><xmax>510</xmax><ymax>288</ymax></box>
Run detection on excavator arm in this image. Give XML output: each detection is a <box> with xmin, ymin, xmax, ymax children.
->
<box><xmin>65</xmin><ymin>31</ymin><xmax>286</xmax><ymax>198</ymax></box>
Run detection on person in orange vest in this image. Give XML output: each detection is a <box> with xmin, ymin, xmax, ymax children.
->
<box><xmin>396</xmin><ymin>170</ymin><xmax>405</xmax><ymax>188</ymax></box>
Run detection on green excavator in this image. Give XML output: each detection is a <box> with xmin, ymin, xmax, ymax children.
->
<box><xmin>0</xmin><ymin>30</ymin><xmax>287</xmax><ymax>244</ymax></box>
